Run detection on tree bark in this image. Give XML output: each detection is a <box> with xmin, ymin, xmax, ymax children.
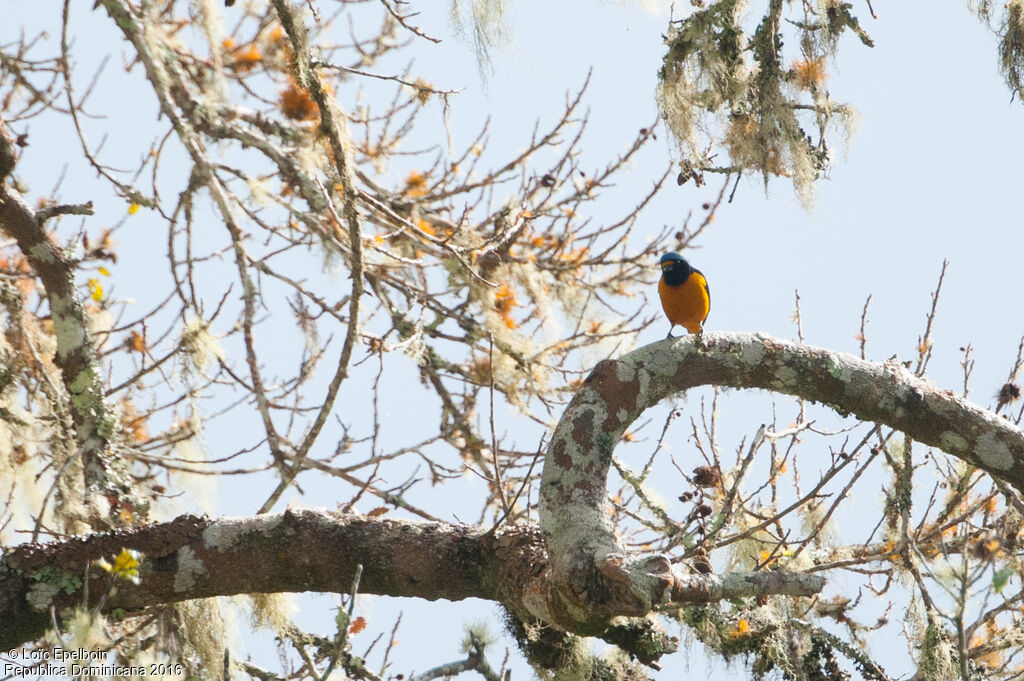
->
<box><xmin>538</xmin><ymin>331</ymin><xmax>1024</xmax><ymax>630</ymax></box>
<box><xmin>7</xmin><ymin>332</ymin><xmax>1020</xmax><ymax>653</ymax></box>
<box><xmin>0</xmin><ymin>507</ymin><xmax>819</xmax><ymax>651</ymax></box>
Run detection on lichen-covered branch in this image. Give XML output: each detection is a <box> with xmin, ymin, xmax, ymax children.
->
<box><xmin>0</xmin><ymin>506</ymin><xmax>829</xmax><ymax>655</ymax></box>
<box><xmin>0</xmin><ymin>510</ymin><xmax>542</xmax><ymax>649</ymax></box>
<box><xmin>0</xmin><ymin>116</ymin><xmax>131</xmax><ymax>529</ymax></box>
<box><xmin>539</xmin><ymin>331</ymin><xmax>1024</xmax><ymax>631</ymax></box>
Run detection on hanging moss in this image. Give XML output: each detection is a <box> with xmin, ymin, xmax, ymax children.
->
<box><xmin>656</xmin><ymin>0</ymin><xmax>873</xmax><ymax>206</ymax></box>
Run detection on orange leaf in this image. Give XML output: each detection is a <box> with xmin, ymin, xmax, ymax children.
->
<box><xmin>128</xmin><ymin>330</ymin><xmax>146</xmax><ymax>353</ymax></box>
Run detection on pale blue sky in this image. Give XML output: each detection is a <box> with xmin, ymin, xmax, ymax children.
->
<box><xmin>4</xmin><ymin>0</ymin><xmax>1023</xmax><ymax>679</ymax></box>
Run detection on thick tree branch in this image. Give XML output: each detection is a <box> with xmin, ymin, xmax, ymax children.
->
<box><xmin>0</xmin><ymin>510</ymin><xmax>539</xmax><ymax>649</ymax></box>
<box><xmin>539</xmin><ymin>331</ymin><xmax>1024</xmax><ymax>629</ymax></box>
<box><xmin>0</xmin><ymin>508</ymin><xmax>823</xmax><ymax>652</ymax></box>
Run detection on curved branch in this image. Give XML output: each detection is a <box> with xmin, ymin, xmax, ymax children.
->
<box><xmin>538</xmin><ymin>331</ymin><xmax>1023</xmax><ymax>628</ymax></box>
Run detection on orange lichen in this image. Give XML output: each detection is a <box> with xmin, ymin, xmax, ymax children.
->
<box><xmin>404</xmin><ymin>171</ymin><xmax>429</xmax><ymax>197</ymax></box>
<box><xmin>267</xmin><ymin>24</ymin><xmax>285</xmax><ymax>43</ymax></box>
<box><xmin>348</xmin><ymin>616</ymin><xmax>367</xmax><ymax>635</ymax></box>
<box><xmin>792</xmin><ymin>57</ymin><xmax>827</xmax><ymax>90</ymax></box>
<box><xmin>494</xmin><ymin>283</ymin><xmax>519</xmax><ymax>329</ymax></box>
<box><xmin>279</xmin><ymin>81</ymin><xmax>318</xmax><ymax>121</ymax></box>
<box><xmin>729</xmin><ymin>619</ymin><xmax>751</xmax><ymax>638</ymax></box>
<box><xmin>119</xmin><ymin>400</ymin><xmax>150</xmax><ymax>443</ymax></box>
<box><xmin>560</xmin><ymin>246</ymin><xmax>589</xmax><ymax>263</ymax></box>
<box><xmin>230</xmin><ymin>44</ymin><xmax>263</xmax><ymax>72</ymax></box>
<box><xmin>127</xmin><ymin>330</ymin><xmax>146</xmax><ymax>353</ymax></box>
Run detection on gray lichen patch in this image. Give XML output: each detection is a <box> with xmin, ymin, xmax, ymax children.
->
<box><xmin>203</xmin><ymin>516</ymin><xmax>275</xmax><ymax>550</ymax></box>
<box><xmin>174</xmin><ymin>546</ymin><xmax>206</xmax><ymax>592</ymax></box>
<box><xmin>739</xmin><ymin>340</ymin><xmax>766</xmax><ymax>367</ymax></box>
<box><xmin>939</xmin><ymin>431</ymin><xmax>967</xmax><ymax>453</ymax></box>
<box><xmin>825</xmin><ymin>356</ymin><xmax>847</xmax><ymax>381</ymax></box>
<box><xmin>26</xmin><ymin>580</ymin><xmax>62</xmax><ymax>611</ymax></box>
<box><xmin>642</xmin><ymin>342</ymin><xmax>689</xmax><ymax>377</ymax></box>
<box><xmin>976</xmin><ymin>431</ymin><xmax>1014</xmax><ymax>471</ymax></box>
<box><xmin>28</xmin><ymin>241</ymin><xmax>57</xmax><ymax>264</ymax></box>
<box><xmin>615</xmin><ymin>360</ymin><xmax>638</xmax><ymax>385</ymax></box>
<box><xmin>50</xmin><ymin>308</ymin><xmax>87</xmax><ymax>359</ymax></box>
<box><xmin>772</xmin><ymin>365</ymin><xmax>799</xmax><ymax>390</ymax></box>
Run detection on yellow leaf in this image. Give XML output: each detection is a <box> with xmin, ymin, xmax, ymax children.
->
<box><xmin>112</xmin><ymin>549</ymin><xmax>140</xmax><ymax>574</ymax></box>
<box><xmin>88</xmin><ymin>278</ymin><xmax>103</xmax><ymax>301</ymax></box>
<box><xmin>98</xmin><ymin>266</ymin><xmax>110</xmax><ymax>276</ymax></box>
<box><xmin>96</xmin><ymin>549</ymin><xmax>142</xmax><ymax>584</ymax></box>
<box><xmin>128</xmin><ymin>203</ymin><xmax>140</xmax><ymax>215</ymax></box>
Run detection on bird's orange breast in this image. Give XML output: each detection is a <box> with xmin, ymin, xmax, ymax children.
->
<box><xmin>659</xmin><ymin>270</ymin><xmax>710</xmax><ymax>334</ymax></box>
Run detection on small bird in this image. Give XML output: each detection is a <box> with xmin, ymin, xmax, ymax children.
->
<box><xmin>658</xmin><ymin>252</ymin><xmax>710</xmax><ymax>338</ymax></box>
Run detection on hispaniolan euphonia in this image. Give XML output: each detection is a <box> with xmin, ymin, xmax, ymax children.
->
<box><xmin>658</xmin><ymin>252</ymin><xmax>710</xmax><ymax>338</ymax></box>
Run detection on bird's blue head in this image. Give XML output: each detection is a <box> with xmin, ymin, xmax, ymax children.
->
<box><xmin>659</xmin><ymin>252</ymin><xmax>694</xmax><ymax>285</ymax></box>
